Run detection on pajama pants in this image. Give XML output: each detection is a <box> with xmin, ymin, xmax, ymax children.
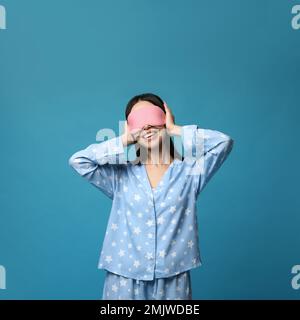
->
<box><xmin>102</xmin><ymin>270</ymin><xmax>192</xmax><ymax>300</ymax></box>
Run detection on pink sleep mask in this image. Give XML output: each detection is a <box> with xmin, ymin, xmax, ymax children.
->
<box><xmin>127</xmin><ymin>104</ymin><xmax>166</xmax><ymax>133</ymax></box>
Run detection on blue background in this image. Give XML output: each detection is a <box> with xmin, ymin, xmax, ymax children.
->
<box><xmin>0</xmin><ymin>0</ymin><xmax>299</xmax><ymax>299</ymax></box>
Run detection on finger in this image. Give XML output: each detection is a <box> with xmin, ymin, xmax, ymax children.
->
<box><xmin>165</xmin><ymin>106</ymin><xmax>173</xmax><ymax>119</ymax></box>
<box><xmin>131</xmin><ymin>128</ymin><xmax>142</xmax><ymax>138</ymax></box>
<box><xmin>164</xmin><ymin>102</ymin><xmax>172</xmax><ymax>114</ymax></box>
<box><xmin>164</xmin><ymin>104</ymin><xmax>175</xmax><ymax>125</ymax></box>
<box><xmin>163</xmin><ymin>101</ymin><xmax>169</xmax><ymax>111</ymax></box>
<box><xmin>131</xmin><ymin>127</ymin><xmax>142</xmax><ymax>134</ymax></box>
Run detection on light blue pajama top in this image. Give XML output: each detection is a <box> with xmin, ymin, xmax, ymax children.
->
<box><xmin>69</xmin><ymin>124</ymin><xmax>234</xmax><ymax>281</ymax></box>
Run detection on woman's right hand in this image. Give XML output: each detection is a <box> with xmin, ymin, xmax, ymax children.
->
<box><xmin>121</xmin><ymin>121</ymin><xmax>142</xmax><ymax>147</ymax></box>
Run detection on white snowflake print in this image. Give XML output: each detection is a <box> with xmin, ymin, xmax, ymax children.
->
<box><xmin>69</xmin><ymin>125</ymin><xmax>233</xmax><ymax>281</ymax></box>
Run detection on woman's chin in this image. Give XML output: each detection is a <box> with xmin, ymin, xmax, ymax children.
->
<box><xmin>139</xmin><ymin>137</ymin><xmax>160</xmax><ymax>149</ymax></box>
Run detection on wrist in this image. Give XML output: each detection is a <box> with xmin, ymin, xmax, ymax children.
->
<box><xmin>167</xmin><ymin>124</ymin><xmax>181</xmax><ymax>136</ymax></box>
<box><xmin>122</xmin><ymin>132</ymin><xmax>136</xmax><ymax>147</ymax></box>
<box><xmin>121</xmin><ymin>134</ymin><xmax>129</xmax><ymax>147</ymax></box>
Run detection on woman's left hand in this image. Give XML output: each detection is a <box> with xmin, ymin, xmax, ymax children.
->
<box><xmin>163</xmin><ymin>101</ymin><xmax>175</xmax><ymax>133</ymax></box>
<box><xmin>163</xmin><ymin>101</ymin><xmax>181</xmax><ymax>136</ymax></box>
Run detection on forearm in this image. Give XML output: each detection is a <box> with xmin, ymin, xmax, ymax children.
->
<box><xmin>69</xmin><ymin>135</ymin><xmax>125</xmax><ymax>171</ymax></box>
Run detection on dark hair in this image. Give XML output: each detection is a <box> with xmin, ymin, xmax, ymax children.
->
<box><xmin>125</xmin><ymin>93</ymin><xmax>182</xmax><ymax>163</ymax></box>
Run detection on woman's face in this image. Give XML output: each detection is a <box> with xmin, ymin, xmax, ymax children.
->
<box><xmin>130</xmin><ymin>101</ymin><xmax>167</xmax><ymax>150</ymax></box>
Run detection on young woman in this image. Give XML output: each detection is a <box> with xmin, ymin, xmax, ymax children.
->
<box><xmin>69</xmin><ymin>93</ymin><xmax>234</xmax><ymax>300</ymax></box>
